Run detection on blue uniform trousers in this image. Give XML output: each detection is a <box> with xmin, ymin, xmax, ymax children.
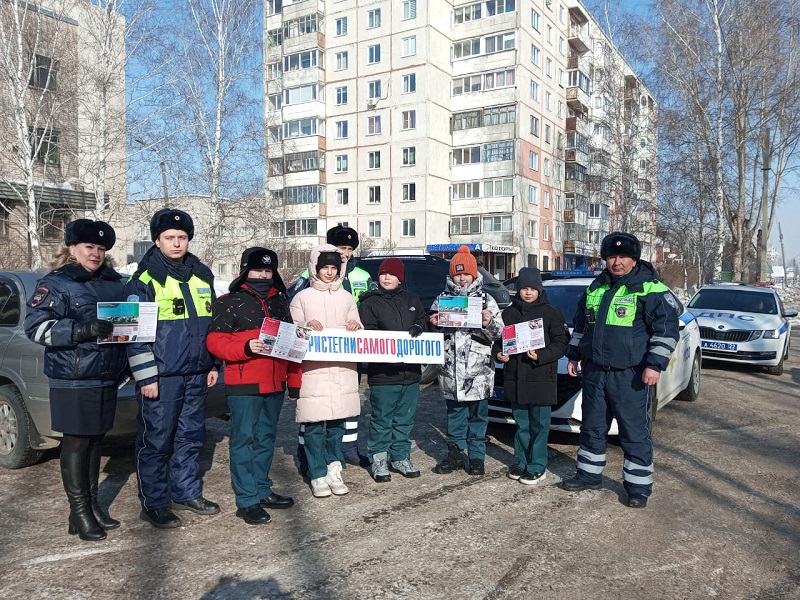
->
<box><xmin>135</xmin><ymin>373</ymin><xmax>208</xmax><ymax>510</ymax></box>
<box><xmin>445</xmin><ymin>399</ymin><xmax>489</xmax><ymax>460</ymax></box>
<box><xmin>576</xmin><ymin>363</ymin><xmax>654</xmax><ymax>497</ymax></box>
<box><xmin>367</xmin><ymin>383</ymin><xmax>419</xmax><ymax>461</ymax></box>
<box><xmin>228</xmin><ymin>391</ymin><xmax>285</xmax><ymax>509</ymax></box>
<box><xmin>303</xmin><ymin>419</ymin><xmax>346</xmax><ymax>480</ymax></box>
<box><xmin>511</xmin><ymin>404</ymin><xmax>551</xmax><ymax>473</ymax></box>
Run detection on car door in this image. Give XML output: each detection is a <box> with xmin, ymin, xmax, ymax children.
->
<box><xmin>657</xmin><ymin>295</ymin><xmax>692</xmax><ymax>403</ymax></box>
<box><xmin>0</xmin><ymin>274</ymin><xmax>23</xmax><ymax>360</ymax></box>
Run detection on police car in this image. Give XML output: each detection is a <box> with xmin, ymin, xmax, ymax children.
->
<box><xmin>489</xmin><ymin>273</ymin><xmax>702</xmax><ymax>434</ymax></box>
<box><xmin>686</xmin><ymin>283</ymin><xmax>797</xmax><ymax>376</ymax></box>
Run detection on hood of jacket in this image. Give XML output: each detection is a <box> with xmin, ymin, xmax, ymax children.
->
<box><xmin>443</xmin><ymin>273</ymin><xmax>484</xmax><ymax>297</ymax></box>
<box><xmin>510</xmin><ymin>288</ymin><xmax>550</xmax><ymax>314</ymax></box>
<box><xmin>136</xmin><ymin>244</ymin><xmax>214</xmax><ymax>285</ymax></box>
<box><xmin>307</xmin><ymin>244</ymin><xmax>347</xmax><ymax>292</ymax></box>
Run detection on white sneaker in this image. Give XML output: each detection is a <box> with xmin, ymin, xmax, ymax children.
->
<box><xmin>311</xmin><ymin>477</ymin><xmax>332</xmax><ymax>498</ymax></box>
<box><xmin>325</xmin><ymin>461</ymin><xmax>349</xmax><ymax>495</ymax></box>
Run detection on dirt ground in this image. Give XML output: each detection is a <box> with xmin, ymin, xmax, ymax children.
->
<box><xmin>1</xmin><ymin>352</ymin><xmax>799</xmax><ymax>600</ymax></box>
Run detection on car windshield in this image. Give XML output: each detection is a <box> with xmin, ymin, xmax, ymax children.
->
<box><xmin>688</xmin><ymin>289</ymin><xmax>778</xmax><ymax>315</ymax></box>
<box><xmin>543</xmin><ymin>284</ymin><xmax>585</xmax><ymax>327</ymax></box>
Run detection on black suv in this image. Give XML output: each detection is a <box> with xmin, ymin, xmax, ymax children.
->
<box><xmin>356</xmin><ymin>254</ymin><xmax>511</xmax><ymax>383</ymax></box>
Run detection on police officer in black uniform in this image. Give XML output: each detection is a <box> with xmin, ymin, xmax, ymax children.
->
<box><xmin>560</xmin><ymin>232</ymin><xmax>680</xmax><ymax>508</ymax></box>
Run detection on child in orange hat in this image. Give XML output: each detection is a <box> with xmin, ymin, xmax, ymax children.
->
<box><xmin>429</xmin><ymin>246</ymin><xmax>503</xmax><ymax>475</ymax></box>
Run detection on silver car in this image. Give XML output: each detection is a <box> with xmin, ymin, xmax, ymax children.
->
<box><xmin>0</xmin><ymin>271</ymin><xmax>228</xmax><ymax>469</ymax></box>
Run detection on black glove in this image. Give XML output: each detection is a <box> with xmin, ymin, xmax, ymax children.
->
<box><xmin>408</xmin><ymin>324</ymin><xmax>424</xmax><ymax>338</ymax></box>
<box><xmin>75</xmin><ymin>319</ymin><xmax>114</xmax><ymax>342</ymax></box>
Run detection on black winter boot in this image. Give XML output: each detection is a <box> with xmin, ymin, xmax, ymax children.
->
<box><xmin>88</xmin><ymin>443</ymin><xmax>120</xmax><ymax>530</ymax></box>
<box><xmin>432</xmin><ymin>443</ymin><xmax>465</xmax><ymax>474</ymax></box>
<box><xmin>61</xmin><ymin>451</ymin><xmax>106</xmax><ymax>541</ymax></box>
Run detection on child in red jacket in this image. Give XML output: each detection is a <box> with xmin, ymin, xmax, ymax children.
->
<box><xmin>207</xmin><ymin>248</ymin><xmax>301</xmax><ymax>525</ymax></box>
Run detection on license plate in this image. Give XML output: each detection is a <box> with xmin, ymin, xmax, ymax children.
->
<box><xmin>702</xmin><ymin>340</ymin><xmax>738</xmax><ymax>351</ymax></box>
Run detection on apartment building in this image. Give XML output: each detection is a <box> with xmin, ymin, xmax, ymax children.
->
<box><xmin>264</xmin><ymin>0</ymin><xmax>657</xmax><ymax>278</ymax></box>
<box><xmin>0</xmin><ymin>0</ymin><xmax>127</xmax><ymax>269</ymax></box>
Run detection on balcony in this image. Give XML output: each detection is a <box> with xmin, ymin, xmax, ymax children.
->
<box><xmin>567</xmin><ymin>28</ymin><xmax>589</xmax><ymax>55</ymax></box>
<box><xmin>566</xmin><ymin>87</ymin><xmax>589</xmax><ymax>116</ymax></box>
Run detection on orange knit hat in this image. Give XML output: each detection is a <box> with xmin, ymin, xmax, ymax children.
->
<box><xmin>450</xmin><ymin>246</ymin><xmax>478</xmax><ymax>279</ymax></box>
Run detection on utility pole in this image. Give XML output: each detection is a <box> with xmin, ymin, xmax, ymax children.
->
<box><xmin>135</xmin><ymin>137</ymin><xmax>170</xmax><ymax>207</ymax></box>
<box><xmin>779</xmin><ymin>222</ymin><xmax>787</xmax><ymax>286</ymax></box>
<box><xmin>758</xmin><ymin>126</ymin><xmax>771</xmax><ymax>282</ymax></box>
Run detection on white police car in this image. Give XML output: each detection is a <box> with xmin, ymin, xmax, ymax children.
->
<box><xmin>489</xmin><ymin>273</ymin><xmax>702</xmax><ymax>434</ymax></box>
<box><xmin>686</xmin><ymin>284</ymin><xmax>797</xmax><ymax>376</ymax></box>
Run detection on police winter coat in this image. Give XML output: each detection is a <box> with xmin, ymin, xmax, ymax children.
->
<box><xmin>567</xmin><ymin>260</ymin><xmax>680</xmax><ymax>371</ymax></box>
<box><xmin>24</xmin><ymin>263</ymin><xmax>127</xmax><ymax>388</ymax></box>
<box><xmin>358</xmin><ymin>287</ymin><xmax>429</xmax><ymax>386</ymax></box>
<box><xmin>206</xmin><ymin>284</ymin><xmax>302</xmax><ymax>396</ymax></box>
<box><xmin>431</xmin><ymin>275</ymin><xmax>503</xmax><ymax>402</ymax></box>
<box><xmin>493</xmin><ymin>292</ymin><xmax>570</xmax><ymax>405</ymax></box>
<box><xmin>289</xmin><ymin>246</ymin><xmax>362</xmax><ymax>423</ymax></box>
<box><xmin>124</xmin><ymin>246</ymin><xmax>216</xmax><ymax>385</ymax></box>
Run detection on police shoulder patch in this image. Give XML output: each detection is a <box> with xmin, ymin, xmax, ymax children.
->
<box><xmin>30</xmin><ymin>287</ymin><xmax>49</xmax><ymax>307</ymax></box>
<box><xmin>664</xmin><ymin>292</ymin><xmax>678</xmax><ymax>309</ymax></box>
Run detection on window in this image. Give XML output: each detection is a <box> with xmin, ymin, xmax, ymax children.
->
<box><xmin>403</xmin><ymin>73</ymin><xmax>416</xmax><ymax>93</ymax></box>
<box><xmin>29</xmin><ymin>55</ymin><xmax>57</xmax><ymax>90</ymax></box>
<box><xmin>568</xmin><ymin>70</ymin><xmax>591</xmax><ymax>94</ymax></box>
<box><xmin>588</xmin><ymin>230</ymin><xmax>601</xmax><ymax>244</ymax></box>
<box><xmin>368</xmin><ymin>186</ymin><xmax>381</xmax><ymax>204</ymax></box>
<box><xmin>531</xmin><ymin>45</ymin><xmax>540</xmax><ymax>66</ymax></box>
<box><xmin>485</xmin><ymin>32</ymin><xmax>515</xmax><ymax>54</ymax></box>
<box><xmin>268</xmin><ymin>94</ymin><xmax>281</xmax><ymax>111</ymax></box>
<box><xmin>402</xmin><ymin>110</ymin><xmax>416</xmax><ymax>130</ymax></box>
<box><xmin>402</xmin><ymin>219</ymin><xmax>416</xmax><ymax>237</ymax></box>
<box><xmin>558</xmin><ymin>68</ymin><xmax>564</xmax><ymax>87</ymax></box>
<box><xmin>283</xmin><ymin>49</ymin><xmax>318</xmax><ymax>71</ymax></box>
<box><xmin>368</xmin><ymin>116</ymin><xmax>382</xmax><ymax>135</ymax></box>
<box><xmin>450</xmin><ymin>215</ymin><xmax>481</xmax><ymax>234</ymax></box>
<box><xmin>335</xmin><ymin>155</ymin><xmax>348</xmax><ymax>173</ymax></box>
<box><xmin>530</xmin><ymin>115</ymin><xmax>540</xmax><ymax>136</ymax></box>
<box><xmin>545</xmin><ymin>57</ymin><xmax>553</xmax><ymax>77</ymax></box>
<box><xmin>453</xmin><ymin>181</ymin><xmax>481</xmax><ymax>199</ymax></box>
<box><xmin>484</xmin><ymin>178</ymin><xmax>513</xmax><ymax>197</ymax></box>
<box><xmin>543</xmin><ymin>223</ymin><xmax>550</xmax><ymax>241</ymax></box>
<box><xmin>528</xmin><ymin>185</ymin><xmax>539</xmax><ymax>205</ymax></box>
<box><xmin>335</xmin><ymin>17</ymin><xmax>347</xmax><ymax>36</ymax></box>
<box><xmin>530</xmin><ymin>79</ymin><xmax>540</xmax><ymax>101</ymax></box>
<box><xmin>485</xmin><ymin>0</ymin><xmax>515</xmax><ymax>16</ymax></box>
<box><xmin>482</xmin><ymin>215</ymin><xmax>512</xmax><ymax>232</ymax></box>
<box><xmin>368</xmin><ymin>80</ymin><xmax>381</xmax><ymax>99</ymax></box>
<box><xmin>368</xmin><ymin>8</ymin><xmax>381</xmax><ymax>28</ymax></box>
<box><xmin>543</xmin><ymin>158</ymin><xmax>551</xmax><ymax>177</ymax></box>
<box><xmin>546</xmin><ymin>24</ymin><xmax>553</xmax><ymax>44</ymax></box>
<box><xmin>544</xmin><ymin>191</ymin><xmax>551</xmax><ymax>209</ymax></box>
<box><xmin>557</xmin><ymin>101</ymin><xmax>564</xmax><ymax>118</ymax></box>
<box><xmin>545</xmin><ymin>90</ymin><xmax>552</xmax><ymax>111</ymax></box>
<box><xmin>335</xmin><ymin>120</ymin><xmax>348</xmax><ymax>139</ymax></box>
<box><xmin>531</xmin><ymin>9</ymin><xmax>540</xmax><ymax>31</ymax></box>
<box><xmin>452</xmin><ymin>146</ymin><xmax>481</xmax><ymax>165</ymax></box>
<box><xmin>454</xmin><ymin>3</ymin><xmax>481</xmax><ymax>23</ymax></box>
<box><xmin>284</xmin><ymin>186</ymin><xmax>323</xmax><ymax>205</ymax></box>
<box><xmin>219</xmin><ymin>264</ymin><xmax>228</xmax><ymax>275</ymax></box>
<box><xmin>30</xmin><ymin>128</ymin><xmax>60</xmax><ymax>164</ymax></box>
<box><xmin>335</xmin><ymin>51</ymin><xmax>348</xmax><ymax>71</ymax></box>
<box><xmin>402</xmin><ymin>146</ymin><xmax>416</xmax><ymax>166</ymax></box>
<box><xmin>0</xmin><ymin>207</ymin><xmax>8</xmax><ymax>239</ymax></box>
<box><xmin>336</xmin><ymin>86</ymin><xmax>348</xmax><ymax>105</ymax></box>
<box><xmin>402</xmin><ymin>0</ymin><xmax>416</xmax><ymax>20</ymax></box>
<box><xmin>402</xmin><ymin>183</ymin><xmax>416</xmax><ymax>202</ymax></box>
<box><xmin>559</xmin><ymin>37</ymin><xmax>566</xmax><ymax>56</ymax></box>
<box><xmin>266</xmin><ymin>61</ymin><xmax>281</xmax><ymax>80</ymax></box>
<box><xmin>368</xmin><ymin>44</ymin><xmax>381</xmax><ymax>64</ymax></box>
<box><xmin>402</xmin><ymin>36</ymin><xmax>417</xmax><ymax>56</ymax></box>
<box><xmin>453</xmin><ymin>38</ymin><xmax>481</xmax><ymax>59</ymax></box>
<box><xmin>542</xmin><ymin>255</ymin><xmax>549</xmax><ymax>271</ymax></box>
<box><xmin>368</xmin><ymin>151</ymin><xmax>381</xmax><ymax>169</ymax></box>
<box><xmin>482</xmin><ymin>68</ymin><xmax>515</xmax><ymax>90</ymax></box>
<box><xmin>369</xmin><ymin>220</ymin><xmax>382</xmax><ymax>237</ymax></box>
<box><xmin>337</xmin><ymin>189</ymin><xmax>349</xmax><ymax>205</ymax></box>
<box><xmin>529</xmin><ymin>151</ymin><xmax>539</xmax><ymax>170</ymax></box>
<box><xmin>452</xmin><ymin>109</ymin><xmax>481</xmax><ymax>131</ymax></box>
<box><xmin>284</xmin><ymin>83</ymin><xmax>318</xmax><ymax>105</ymax></box>
<box><xmin>272</xmin><ymin>219</ymin><xmax>319</xmax><ymax>237</ymax></box>
<box><xmin>275</xmin><ymin>150</ymin><xmax>322</xmax><ymax>174</ymax></box>
<box><xmin>555</xmin><ymin>194</ymin><xmax>562</xmax><ymax>211</ymax></box>
<box><xmin>452</xmin><ymin>75</ymin><xmax>481</xmax><ymax>95</ymax></box>
<box><xmin>483</xmin><ymin>141</ymin><xmax>514</xmax><ymax>162</ymax></box>
<box><xmin>528</xmin><ymin>220</ymin><xmax>538</xmax><ymax>238</ymax></box>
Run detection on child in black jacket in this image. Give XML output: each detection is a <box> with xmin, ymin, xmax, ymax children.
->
<box><xmin>494</xmin><ymin>268</ymin><xmax>569</xmax><ymax>484</ymax></box>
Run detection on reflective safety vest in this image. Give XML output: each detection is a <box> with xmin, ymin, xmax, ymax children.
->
<box><xmin>137</xmin><ymin>271</ymin><xmax>214</xmax><ymax>320</ymax></box>
<box><xmin>585</xmin><ymin>280</ymin><xmax>669</xmax><ymax>327</ymax></box>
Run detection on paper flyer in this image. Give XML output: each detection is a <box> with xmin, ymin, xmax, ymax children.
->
<box><xmin>257</xmin><ymin>317</ymin><xmax>312</xmax><ymax>363</ymax></box>
<box><xmin>437</xmin><ymin>295</ymin><xmax>483</xmax><ymax>328</ymax></box>
<box><xmin>96</xmin><ymin>302</ymin><xmax>158</xmax><ymax>344</ymax></box>
<box><xmin>501</xmin><ymin>318</ymin><xmax>546</xmax><ymax>355</ymax></box>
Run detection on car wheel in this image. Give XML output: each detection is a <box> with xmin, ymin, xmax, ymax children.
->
<box><xmin>0</xmin><ymin>384</ymin><xmax>43</xmax><ymax>469</ymax></box>
<box><xmin>420</xmin><ymin>364</ymin><xmax>438</xmax><ymax>385</ymax></box>
<box><xmin>765</xmin><ymin>355</ymin><xmax>784</xmax><ymax>376</ymax></box>
<box><xmin>678</xmin><ymin>352</ymin><xmax>701</xmax><ymax>402</ymax></box>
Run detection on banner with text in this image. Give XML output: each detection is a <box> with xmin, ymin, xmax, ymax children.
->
<box><xmin>304</xmin><ymin>330</ymin><xmax>444</xmax><ymax>364</ymax></box>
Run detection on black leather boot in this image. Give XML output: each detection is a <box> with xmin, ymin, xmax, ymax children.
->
<box><xmin>61</xmin><ymin>451</ymin><xmax>106</xmax><ymax>541</ymax></box>
<box><xmin>88</xmin><ymin>443</ymin><xmax>120</xmax><ymax>530</ymax></box>
<box><xmin>432</xmin><ymin>443</ymin><xmax>465</xmax><ymax>474</ymax></box>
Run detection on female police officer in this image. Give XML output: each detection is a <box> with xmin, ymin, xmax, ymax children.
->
<box><xmin>25</xmin><ymin>219</ymin><xmax>127</xmax><ymax>541</ymax></box>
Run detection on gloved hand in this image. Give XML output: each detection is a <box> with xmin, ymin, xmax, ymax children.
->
<box><xmin>408</xmin><ymin>324</ymin><xmax>424</xmax><ymax>338</ymax></box>
<box><xmin>75</xmin><ymin>319</ymin><xmax>114</xmax><ymax>342</ymax></box>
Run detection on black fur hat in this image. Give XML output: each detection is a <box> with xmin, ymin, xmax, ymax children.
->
<box><xmin>229</xmin><ymin>247</ymin><xmax>286</xmax><ymax>292</ymax></box>
<box><xmin>327</xmin><ymin>225</ymin><xmax>359</xmax><ymax>249</ymax></box>
<box><xmin>64</xmin><ymin>219</ymin><xmax>116</xmax><ymax>250</ymax></box>
<box><xmin>150</xmin><ymin>208</ymin><xmax>194</xmax><ymax>241</ymax></box>
<box><xmin>601</xmin><ymin>232</ymin><xmax>641</xmax><ymax>260</ymax></box>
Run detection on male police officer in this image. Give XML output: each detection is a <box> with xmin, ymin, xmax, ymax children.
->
<box><xmin>287</xmin><ymin>225</ymin><xmax>373</xmax><ymax>470</ymax></box>
<box><xmin>125</xmin><ymin>209</ymin><xmax>220</xmax><ymax>528</ymax></box>
<box><xmin>560</xmin><ymin>232</ymin><xmax>679</xmax><ymax>508</ymax></box>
